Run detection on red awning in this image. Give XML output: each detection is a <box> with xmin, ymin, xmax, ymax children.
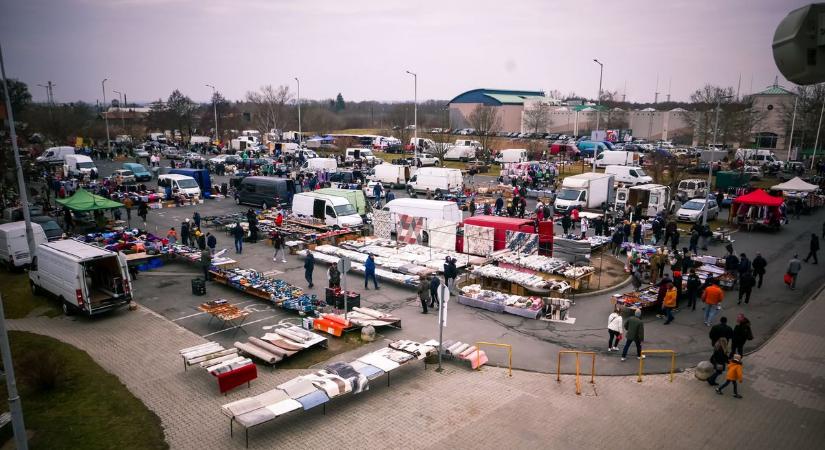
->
<box><xmin>732</xmin><ymin>189</ymin><xmax>784</xmax><ymax>207</ymax></box>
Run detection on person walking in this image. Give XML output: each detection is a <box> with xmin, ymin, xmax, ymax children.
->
<box><xmin>752</xmin><ymin>253</ymin><xmax>767</xmax><ymax>288</ymax></box>
<box><xmin>731</xmin><ymin>314</ymin><xmax>753</xmax><ymax>358</ymax></box>
<box><xmin>738</xmin><ymin>270</ymin><xmax>755</xmax><ymax>304</ymax></box>
<box><xmin>181</xmin><ymin>219</ymin><xmax>191</xmax><ymax>247</ymax></box>
<box><xmin>580</xmin><ymin>216</ymin><xmax>589</xmax><ymax>240</ymax></box>
<box><xmin>206</xmin><ymin>232</ymin><xmax>216</xmax><ymax>255</ymax></box>
<box><xmin>737</xmin><ymin>253</ymin><xmax>751</xmax><ymax>279</ymax></box>
<box><xmin>364</xmin><ymin>254</ymin><xmax>379</xmax><ymax>290</ymax></box>
<box><xmin>702</xmin><ymin>279</ymin><xmax>725</xmax><ymax>326</ymax></box>
<box><xmin>707</xmin><ymin>337</ymin><xmax>729</xmax><ymax>386</ymax></box>
<box><xmin>607</xmin><ymin>306</ymin><xmax>623</xmax><ymax>351</ymax></box>
<box><xmin>715</xmin><ymin>354</ymin><xmax>744</xmax><ymax>398</ymax></box>
<box><xmin>710</xmin><ymin>316</ymin><xmax>734</xmax><ymax>347</ymax></box>
<box><xmin>232</xmin><ymin>221</ymin><xmax>245</xmax><ymax>254</ymax></box>
<box><xmin>166</xmin><ymin>227</ymin><xmax>177</xmax><ymax>245</ymax></box>
<box><xmin>621</xmin><ymin>309</ymin><xmax>645</xmax><ymax>361</ymax></box>
<box><xmin>123</xmin><ymin>197</ymin><xmax>133</xmax><ymax>226</ymax></box>
<box><xmin>686</xmin><ymin>268</ymin><xmax>701</xmax><ymax>310</ymax></box>
<box><xmin>327</xmin><ymin>264</ymin><xmax>341</xmax><ymax>289</ymax></box>
<box><xmin>561</xmin><ymin>214</ymin><xmax>572</xmax><ymax>236</ymax></box>
<box><xmin>670</xmin><ymin>228</ymin><xmax>680</xmax><ymax>252</ymax></box>
<box><xmin>137</xmin><ymin>200</ymin><xmax>148</xmax><ymax>226</ymax></box>
<box><xmin>443</xmin><ymin>257</ymin><xmax>458</xmax><ymax>294</ymax></box>
<box><xmin>787</xmin><ymin>254</ymin><xmax>802</xmax><ymax>290</ymax></box>
<box><xmin>304</xmin><ymin>251</ymin><xmax>315</xmax><ymax>288</ymax></box>
<box><xmin>417</xmin><ymin>275</ymin><xmax>430</xmax><ymax>313</ymax></box>
<box><xmin>804</xmin><ymin>233</ymin><xmax>820</xmax><ymax>264</ymax></box>
<box><xmin>689</xmin><ymin>229</ymin><xmax>700</xmax><ymax>255</ymax></box>
<box><xmin>193</xmin><ymin>211</ymin><xmax>201</xmax><ymax>229</ymax></box>
<box><xmin>272</xmin><ymin>232</ymin><xmax>287</xmax><ymax>263</ymax></box>
<box><xmin>196</xmin><ymin>230</ymin><xmax>206</xmax><ymax>250</ymax></box>
<box><xmin>200</xmin><ymin>247</ymin><xmax>212</xmax><ymax>281</ymax></box>
<box><xmin>429</xmin><ymin>275</ymin><xmax>441</xmax><ymax>308</ymax></box>
<box><xmin>662</xmin><ymin>283</ymin><xmax>677</xmax><ymax>324</ymax></box>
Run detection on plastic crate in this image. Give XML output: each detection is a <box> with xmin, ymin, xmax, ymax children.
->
<box><xmin>191</xmin><ymin>278</ymin><xmax>206</xmax><ymax>296</ymax></box>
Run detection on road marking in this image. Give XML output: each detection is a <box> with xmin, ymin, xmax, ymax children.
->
<box><xmin>200</xmin><ymin>314</ymin><xmax>283</xmax><ymax>338</ymax></box>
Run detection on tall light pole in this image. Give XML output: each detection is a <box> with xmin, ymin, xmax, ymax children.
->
<box><xmin>102</xmin><ymin>78</ymin><xmax>112</xmax><ymax>156</ymax></box>
<box><xmin>811</xmin><ymin>95</ymin><xmax>825</xmax><ymax>171</ymax></box>
<box><xmin>406</xmin><ymin>70</ymin><xmax>418</xmax><ymax>159</ymax></box>
<box><xmin>787</xmin><ymin>96</ymin><xmax>797</xmax><ymax>162</ymax></box>
<box><xmin>206</xmin><ymin>84</ymin><xmax>219</xmax><ymax>144</ymax></box>
<box><xmin>112</xmin><ymin>89</ymin><xmax>126</xmax><ymax>133</ymax></box>
<box><xmin>592</xmin><ymin>59</ymin><xmax>603</xmax><ymax>172</ymax></box>
<box><xmin>0</xmin><ymin>41</ymin><xmax>31</xmax><ymax>450</ymax></box>
<box><xmin>294</xmin><ymin>77</ymin><xmax>301</xmax><ymax>145</ymax></box>
<box><xmin>703</xmin><ymin>94</ymin><xmax>733</xmax><ymax>225</ymax></box>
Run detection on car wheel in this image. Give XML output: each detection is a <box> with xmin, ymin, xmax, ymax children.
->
<box><xmin>60</xmin><ymin>297</ymin><xmax>74</xmax><ymax>316</ymax></box>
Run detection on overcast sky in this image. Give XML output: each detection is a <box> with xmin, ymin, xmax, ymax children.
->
<box><xmin>0</xmin><ymin>0</ymin><xmax>808</xmax><ymax>104</ymax></box>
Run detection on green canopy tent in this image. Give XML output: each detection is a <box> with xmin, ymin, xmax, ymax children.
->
<box><xmin>56</xmin><ymin>188</ymin><xmax>124</xmax><ymax>211</ymax></box>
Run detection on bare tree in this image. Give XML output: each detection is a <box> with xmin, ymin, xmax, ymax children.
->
<box><xmin>303</xmin><ymin>106</ymin><xmax>343</xmax><ymax>136</ymax></box>
<box><xmin>523</xmin><ymin>101</ymin><xmax>550</xmax><ymax>133</ymax></box>
<box><xmin>679</xmin><ymin>84</ymin><xmax>736</xmax><ymax>146</ymax></box>
<box><xmin>468</xmin><ymin>105</ymin><xmax>502</xmax><ymax>161</ymax></box>
<box><xmin>245</xmin><ymin>85</ymin><xmax>293</xmax><ymax>134</ymax></box>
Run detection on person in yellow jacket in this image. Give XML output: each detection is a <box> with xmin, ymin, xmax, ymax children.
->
<box><xmin>715</xmin><ymin>354</ymin><xmax>743</xmax><ymax>398</ymax></box>
<box><xmin>662</xmin><ymin>284</ymin><xmax>677</xmax><ymax>325</ymax></box>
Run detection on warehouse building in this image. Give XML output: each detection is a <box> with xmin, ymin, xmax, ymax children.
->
<box><xmin>448</xmin><ymin>88</ymin><xmax>545</xmax><ymax>132</ymax></box>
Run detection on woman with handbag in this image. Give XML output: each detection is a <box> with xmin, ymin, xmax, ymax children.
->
<box><xmin>707</xmin><ymin>337</ymin><xmax>728</xmax><ymax>386</ymax></box>
<box><xmin>607</xmin><ymin>306</ymin><xmax>623</xmax><ymax>351</ymax></box>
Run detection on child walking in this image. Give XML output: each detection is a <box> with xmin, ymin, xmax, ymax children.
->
<box><xmin>715</xmin><ymin>354</ymin><xmax>744</xmax><ymax>398</ymax></box>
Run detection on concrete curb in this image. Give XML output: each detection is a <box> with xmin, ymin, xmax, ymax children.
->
<box><xmin>575</xmin><ymin>274</ymin><xmax>632</xmax><ymax>298</ymax></box>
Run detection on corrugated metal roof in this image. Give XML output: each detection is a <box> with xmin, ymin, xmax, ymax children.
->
<box><xmin>754</xmin><ymin>84</ymin><xmax>794</xmax><ymax>96</ymax></box>
<box><xmin>449</xmin><ymin>88</ymin><xmax>545</xmax><ymax>105</ymax></box>
<box><xmin>483</xmin><ymin>93</ymin><xmax>544</xmax><ymax>104</ymax></box>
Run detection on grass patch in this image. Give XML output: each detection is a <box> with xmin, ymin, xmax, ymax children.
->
<box><xmin>0</xmin><ymin>271</ymin><xmax>60</xmax><ymax>319</ymax></box>
<box><xmin>0</xmin><ymin>331</ymin><xmax>167</xmax><ymax>449</ymax></box>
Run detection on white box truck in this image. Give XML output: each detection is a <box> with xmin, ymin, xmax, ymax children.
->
<box><xmin>36</xmin><ymin>146</ymin><xmax>75</xmax><ymax>164</ymax></box>
<box><xmin>615</xmin><ymin>184</ymin><xmax>672</xmax><ymax>218</ymax></box>
<box><xmin>553</xmin><ymin>172</ymin><xmax>615</xmax><ymax>214</ymax></box>
<box><xmin>494</xmin><ymin>149</ymin><xmax>528</xmax><ymax>164</ymax></box>
<box><xmin>406</xmin><ymin>167</ymin><xmax>463</xmax><ymax>195</ymax></box>
<box><xmin>371</xmin><ymin>164</ymin><xmax>411</xmax><ymax>188</ymax></box>
<box><xmin>0</xmin><ymin>221</ymin><xmax>47</xmax><ymax>269</ymax></box>
<box><xmin>444</xmin><ymin>145</ymin><xmax>477</xmax><ymax>162</ymax></box>
<box><xmin>29</xmin><ymin>239</ymin><xmax>133</xmax><ymax>316</ymax></box>
<box><xmin>64</xmin><ymin>154</ymin><xmax>98</xmax><ymax>177</ymax></box>
<box><xmin>594</xmin><ymin>150</ymin><xmax>641</xmax><ymax>168</ymax></box>
<box><xmin>300</xmin><ymin>157</ymin><xmax>337</xmax><ymax>172</ymax></box>
<box><xmin>604</xmin><ymin>165</ymin><xmax>653</xmax><ymax>186</ymax></box>
<box><xmin>291</xmin><ymin>192</ymin><xmax>363</xmax><ymax>228</ymax></box>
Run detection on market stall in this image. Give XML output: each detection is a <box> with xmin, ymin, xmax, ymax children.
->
<box><xmin>209</xmin><ymin>267</ymin><xmax>323</xmax><ymax>312</ymax></box>
<box><xmin>771</xmin><ymin>177</ymin><xmax>824</xmax><ymax>211</ymax></box>
<box><xmin>729</xmin><ymin>188</ymin><xmax>783</xmax><ymax>231</ymax></box>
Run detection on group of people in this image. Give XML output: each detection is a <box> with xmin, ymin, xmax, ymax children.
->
<box><xmin>707</xmin><ymin>314</ymin><xmax>753</xmax><ymax>398</ymax></box>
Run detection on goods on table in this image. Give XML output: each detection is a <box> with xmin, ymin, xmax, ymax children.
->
<box><xmin>472</xmin><ymin>264</ymin><xmax>570</xmax><ymax>292</ymax></box>
<box><xmin>613</xmin><ymin>285</ymin><xmax>659</xmax><ymax>309</ymax></box>
<box><xmin>298</xmin><ymin>250</ymin><xmax>421</xmax><ymax>286</ymax></box>
<box><xmin>458</xmin><ymin>284</ymin><xmax>544</xmax><ymax>319</ymax></box>
<box><xmin>493</xmin><ymin>252</ymin><xmax>568</xmax><ymax>274</ymax></box>
<box><xmin>562</xmin><ymin>266</ymin><xmax>595</xmax><ymax>279</ymax></box>
<box><xmin>209</xmin><ymin>267</ymin><xmax>322</xmax><ymax>312</ymax></box>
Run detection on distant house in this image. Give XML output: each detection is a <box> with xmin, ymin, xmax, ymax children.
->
<box><xmin>749</xmin><ymin>83</ymin><xmax>796</xmax><ymax>149</ymax></box>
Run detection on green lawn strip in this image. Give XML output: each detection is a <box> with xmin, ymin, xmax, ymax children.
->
<box><xmin>0</xmin><ymin>272</ymin><xmax>60</xmax><ymax>319</ymax></box>
<box><xmin>0</xmin><ymin>331</ymin><xmax>167</xmax><ymax>450</ymax></box>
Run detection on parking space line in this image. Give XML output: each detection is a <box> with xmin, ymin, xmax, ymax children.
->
<box><xmin>200</xmin><ymin>314</ymin><xmax>283</xmax><ymax>338</ymax></box>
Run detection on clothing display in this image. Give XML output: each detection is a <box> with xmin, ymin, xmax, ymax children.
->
<box><xmin>506</xmin><ymin>230</ymin><xmax>539</xmax><ymax>254</ymax></box>
<box><xmin>464</xmin><ymin>225</ymin><xmax>495</xmax><ymax>256</ymax></box>
<box><xmin>372</xmin><ymin>209</ymin><xmax>393</xmax><ymax>239</ymax></box>
<box><xmin>459</xmin><ymin>284</ymin><xmax>544</xmax><ymax>319</ymax></box>
<box><xmin>397</xmin><ymin>214</ymin><xmax>424</xmax><ymax>244</ymax></box>
<box><xmin>428</xmin><ymin>219</ymin><xmax>458</xmax><ymax>251</ymax></box>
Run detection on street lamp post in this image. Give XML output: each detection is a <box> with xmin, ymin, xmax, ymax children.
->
<box><xmin>206</xmin><ymin>84</ymin><xmax>219</xmax><ymax>144</ymax></box>
<box><xmin>406</xmin><ymin>70</ymin><xmax>417</xmax><ymax>159</ymax></box>
<box><xmin>811</xmin><ymin>97</ymin><xmax>825</xmax><ymax>171</ymax></box>
<box><xmin>703</xmin><ymin>94</ymin><xmax>733</xmax><ymax>225</ymax></box>
<box><xmin>102</xmin><ymin>78</ymin><xmax>112</xmax><ymax>157</ymax></box>
<box><xmin>787</xmin><ymin>96</ymin><xmax>798</xmax><ymax>162</ymax></box>
<box><xmin>294</xmin><ymin>77</ymin><xmax>301</xmax><ymax>146</ymax></box>
<box><xmin>112</xmin><ymin>89</ymin><xmax>126</xmax><ymax>133</ymax></box>
<box><xmin>592</xmin><ymin>59</ymin><xmax>603</xmax><ymax>172</ymax></box>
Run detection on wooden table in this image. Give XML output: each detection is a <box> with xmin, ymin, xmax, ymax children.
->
<box><xmin>198</xmin><ymin>301</ymin><xmax>250</xmax><ymax>335</ymax></box>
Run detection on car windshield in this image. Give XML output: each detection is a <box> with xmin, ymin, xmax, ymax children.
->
<box><xmin>119</xmin><ymin>171</ymin><xmax>134</xmax><ymax>176</ymax></box>
<box><xmin>38</xmin><ymin>221</ymin><xmax>60</xmax><ymax>232</ymax></box>
<box><xmin>334</xmin><ymin>204</ymin><xmax>357</xmax><ymax>216</ymax></box>
<box><xmin>78</xmin><ymin>162</ymin><xmax>96</xmax><ymax>169</ymax></box>
<box><xmin>177</xmin><ymin>179</ymin><xmax>199</xmax><ymax>188</ymax></box>
<box><xmin>557</xmin><ymin>188</ymin><xmax>582</xmax><ymax>201</ymax></box>
<box><xmin>682</xmin><ymin>201</ymin><xmax>704</xmax><ymax>210</ymax></box>
<box><xmin>634</xmin><ymin>168</ymin><xmax>647</xmax><ymax>177</ymax></box>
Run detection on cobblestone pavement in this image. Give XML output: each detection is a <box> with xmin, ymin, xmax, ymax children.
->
<box><xmin>8</xmin><ymin>281</ymin><xmax>825</xmax><ymax>449</ymax></box>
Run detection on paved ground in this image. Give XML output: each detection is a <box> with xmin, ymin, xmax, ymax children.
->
<box><xmin>71</xmin><ymin>158</ymin><xmax>825</xmax><ymax>375</ymax></box>
<box><xmin>8</xmin><ymin>272</ymin><xmax>825</xmax><ymax>449</ymax></box>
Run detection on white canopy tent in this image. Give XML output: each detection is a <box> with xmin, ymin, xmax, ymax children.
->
<box><xmin>771</xmin><ymin>177</ymin><xmax>819</xmax><ymax>193</ymax></box>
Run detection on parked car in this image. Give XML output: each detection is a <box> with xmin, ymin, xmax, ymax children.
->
<box><xmin>676</xmin><ymin>198</ymin><xmax>720</xmax><ymax>223</ymax></box>
<box><xmin>30</xmin><ymin>215</ymin><xmax>64</xmax><ymax>241</ymax></box>
<box><xmin>413</xmin><ymin>153</ymin><xmax>440</xmax><ymax>167</ymax></box>
<box><xmin>742</xmin><ymin>165</ymin><xmax>763</xmax><ymax>180</ymax></box>
<box><xmin>161</xmin><ymin>146</ymin><xmax>182</xmax><ymax>159</ymax></box>
<box><xmin>134</xmin><ymin>146</ymin><xmax>150</xmax><ymax>159</ymax></box>
<box><xmin>110</xmin><ymin>169</ymin><xmax>136</xmax><ymax>184</ymax></box>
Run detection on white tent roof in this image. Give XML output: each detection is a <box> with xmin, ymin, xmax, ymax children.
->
<box><xmin>771</xmin><ymin>177</ymin><xmax>819</xmax><ymax>192</ymax></box>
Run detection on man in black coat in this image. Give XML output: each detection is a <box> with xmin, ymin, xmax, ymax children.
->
<box><xmin>304</xmin><ymin>251</ymin><xmax>315</xmax><ymax>288</ymax></box>
<box><xmin>709</xmin><ymin>316</ymin><xmax>734</xmax><ymax>347</ymax></box>
<box><xmin>738</xmin><ymin>271</ymin><xmax>755</xmax><ymax>304</ymax></box>
<box><xmin>752</xmin><ymin>252</ymin><xmax>767</xmax><ymax>288</ymax></box>
<box><xmin>181</xmin><ymin>219</ymin><xmax>191</xmax><ymax>247</ymax></box>
<box><xmin>805</xmin><ymin>233</ymin><xmax>820</xmax><ymax>264</ymax></box>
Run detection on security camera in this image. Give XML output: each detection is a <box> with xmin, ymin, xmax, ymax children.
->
<box><xmin>774</xmin><ymin>3</ymin><xmax>825</xmax><ymax>85</ymax></box>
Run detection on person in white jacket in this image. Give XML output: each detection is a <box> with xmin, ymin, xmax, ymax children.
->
<box><xmin>580</xmin><ymin>217</ymin><xmax>589</xmax><ymax>240</ymax></box>
<box><xmin>607</xmin><ymin>306</ymin><xmax>624</xmax><ymax>351</ymax></box>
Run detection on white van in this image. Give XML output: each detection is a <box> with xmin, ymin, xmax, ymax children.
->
<box><xmin>190</xmin><ymin>135</ymin><xmax>211</xmax><ymax>145</ymax></box>
<box><xmin>36</xmin><ymin>146</ymin><xmax>75</xmax><ymax>164</ymax></box>
<box><xmin>594</xmin><ymin>150</ymin><xmax>640</xmax><ymax>168</ymax></box>
<box><xmin>345</xmin><ymin>148</ymin><xmax>378</xmax><ymax>164</ymax></box>
<box><xmin>0</xmin><ymin>221</ymin><xmax>47</xmax><ymax>269</ymax></box>
<box><xmin>291</xmin><ymin>192</ymin><xmax>363</xmax><ymax>228</ymax></box>
<box><xmin>64</xmin><ymin>154</ymin><xmax>97</xmax><ymax>177</ymax></box>
<box><xmin>677</xmin><ymin>179</ymin><xmax>709</xmax><ymax>200</ymax></box>
<box><xmin>494</xmin><ymin>149</ymin><xmax>528</xmax><ymax>164</ymax></box>
<box><xmin>407</xmin><ymin>167</ymin><xmax>463</xmax><ymax>195</ymax></box>
<box><xmin>371</xmin><ymin>164</ymin><xmax>411</xmax><ymax>188</ymax></box>
<box><xmin>301</xmin><ymin>158</ymin><xmax>337</xmax><ymax>173</ymax></box>
<box><xmin>158</xmin><ymin>174</ymin><xmax>202</xmax><ymax>197</ymax></box>
<box><xmin>383</xmin><ymin>198</ymin><xmax>463</xmax><ymax>223</ymax></box>
<box><xmin>604</xmin><ymin>165</ymin><xmax>653</xmax><ymax>186</ymax></box>
<box><xmin>444</xmin><ymin>145</ymin><xmax>477</xmax><ymax>161</ymax></box>
<box><xmin>29</xmin><ymin>239</ymin><xmax>132</xmax><ymax>316</ymax></box>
